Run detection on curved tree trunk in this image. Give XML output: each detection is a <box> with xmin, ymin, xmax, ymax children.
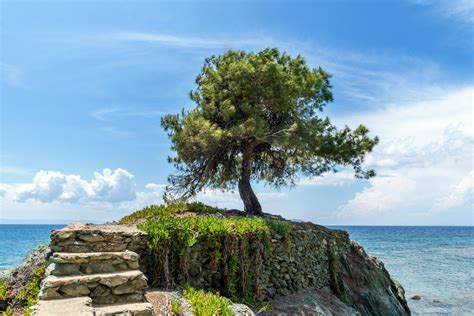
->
<box><xmin>239</xmin><ymin>146</ymin><xmax>263</xmax><ymax>216</ymax></box>
<box><xmin>238</xmin><ymin>176</ymin><xmax>263</xmax><ymax>216</ymax></box>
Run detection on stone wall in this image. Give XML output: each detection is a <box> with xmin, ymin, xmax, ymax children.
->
<box><xmin>259</xmin><ymin>225</ymin><xmax>349</xmax><ymax>299</ymax></box>
<box><xmin>171</xmin><ymin>223</ymin><xmax>350</xmax><ymax>301</ymax></box>
<box><xmin>53</xmin><ymin>222</ymin><xmax>408</xmax><ymax>315</ymax></box>
<box><xmin>142</xmin><ymin>221</ymin><xmax>410</xmax><ymax>315</ymax></box>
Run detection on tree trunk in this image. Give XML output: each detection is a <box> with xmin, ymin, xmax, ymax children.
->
<box><xmin>238</xmin><ymin>146</ymin><xmax>263</xmax><ymax>216</ymax></box>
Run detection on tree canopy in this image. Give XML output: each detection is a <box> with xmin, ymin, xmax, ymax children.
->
<box><xmin>161</xmin><ymin>48</ymin><xmax>378</xmax><ymax>215</ymax></box>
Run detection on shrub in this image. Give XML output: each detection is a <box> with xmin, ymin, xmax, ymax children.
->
<box><xmin>183</xmin><ymin>286</ymin><xmax>232</xmax><ymax>316</ymax></box>
<box><xmin>120</xmin><ymin>202</ymin><xmax>224</xmax><ymax>224</ymax></box>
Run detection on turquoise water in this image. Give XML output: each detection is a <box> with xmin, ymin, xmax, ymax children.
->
<box><xmin>0</xmin><ymin>224</ymin><xmax>65</xmax><ymax>271</ymax></box>
<box><xmin>1</xmin><ymin>225</ymin><xmax>472</xmax><ymax>314</ymax></box>
<box><xmin>334</xmin><ymin>226</ymin><xmax>474</xmax><ymax>315</ymax></box>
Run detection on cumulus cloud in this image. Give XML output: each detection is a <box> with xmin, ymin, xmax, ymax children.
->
<box><xmin>9</xmin><ymin>168</ymin><xmax>136</xmax><ymax>203</ymax></box>
<box><xmin>337</xmin><ymin>87</ymin><xmax>473</xmax><ymax>220</ymax></box>
<box><xmin>0</xmin><ymin>168</ymin><xmax>289</xmax><ymax>222</ymax></box>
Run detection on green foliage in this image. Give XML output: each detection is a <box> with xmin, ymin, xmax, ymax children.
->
<box><xmin>16</xmin><ymin>262</ymin><xmax>47</xmax><ymax>316</ymax></box>
<box><xmin>120</xmin><ymin>201</ymin><xmax>224</xmax><ymax>224</ymax></box>
<box><xmin>140</xmin><ymin>214</ymin><xmax>288</xmax><ymax>299</ymax></box>
<box><xmin>264</xmin><ymin>217</ymin><xmax>292</xmax><ymax>238</ymax></box>
<box><xmin>183</xmin><ymin>286</ymin><xmax>232</xmax><ymax>316</ymax></box>
<box><xmin>161</xmin><ymin>48</ymin><xmax>379</xmax><ymax>213</ymax></box>
<box><xmin>2</xmin><ymin>306</ymin><xmax>12</xmax><ymax>316</ymax></box>
<box><xmin>0</xmin><ymin>279</ymin><xmax>8</xmax><ymax>301</ymax></box>
<box><xmin>170</xmin><ymin>299</ymin><xmax>181</xmax><ymax>314</ymax></box>
<box><xmin>140</xmin><ymin>215</ymin><xmax>271</xmax><ymax>248</ymax></box>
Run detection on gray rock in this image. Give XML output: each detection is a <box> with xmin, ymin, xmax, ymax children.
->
<box><xmin>60</xmin><ymin>283</ymin><xmax>91</xmax><ymax>296</ymax></box>
<box><xmin>229</xmin><ymin>303</ymin><xmax>255</xmax><ymax>316</ymax></box>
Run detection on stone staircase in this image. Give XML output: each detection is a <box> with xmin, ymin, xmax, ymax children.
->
<box><xmin>33</xmin><ymin>223</ymin><xmax>154</xmax><ymax>316</ymax></box>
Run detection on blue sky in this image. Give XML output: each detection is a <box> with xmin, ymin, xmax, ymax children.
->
<box><xmin>1</xmin><ymin>0</ymin><xmax>472</xmax><ymax>225</ymax></box>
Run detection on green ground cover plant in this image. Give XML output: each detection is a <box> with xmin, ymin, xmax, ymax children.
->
<box><xmin>120</xmin><ymin>202</ymin><xmax>224</xmax><ymax>224</ymax></box>
<box><xmin>17</xmin><ymin>262</ymin><xmax>47</xmax><ymax>316</ymax></box>
<box><xmin>137</xmin><ymin>203</ymin><xmax>292</xmax><ymax>302</ymax></box>
<box><xmin>0</xmin><ymin>280</ymin><xmax>8</xmax><ymax>301</ymax></box>
<box><xmin>183</xmin><ymin>286</ymin><xmax>232</xmax><ymax>316</ymax></box>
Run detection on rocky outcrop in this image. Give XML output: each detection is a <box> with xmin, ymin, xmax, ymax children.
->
<box><xmin>33</xmin><ymin>224</ymin><xmax>154</xmax><ymax>316</ymax></box>
<box><xmin>265</xmin><ymin>287</ymin><xmax>360</xmax><ymax>315</ymax></box>
<box><xmin>166</xmin><ymin>221</ymin><xmax>410</xmax><ymax>315</ymax></box>
<box><xmin>335</xmin><ymin>241</ymin><xmax>410</xmax><ymax>315</ymax></box>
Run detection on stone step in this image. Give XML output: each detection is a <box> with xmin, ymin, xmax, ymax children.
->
<box><xmin>94</xmin><ymin>302</ymin><xmax>154</xmax><ymax>316</ymax></box>
<box><xmin>33</xmin><ymin>298</ymin><xmax>155</xmax><ymax>316</ymax></box>
<box><xmin>33</xmin><ymin>297</ymin><xmax>94</xmax><ymax>316</ymax></box>
<box><xmin>51</xmin><ymin>223</ymin><xmax>150</xmax><ymax>253</ymax></box>
<box><xmin>39</xmin><ymin>270</ymin><xmax>148</xmax><ymax>304</ymax></box>
<box><xmin>48</xmin><ymin>251</ymin><xmax>140</xmax><ymax>276</ymax></box>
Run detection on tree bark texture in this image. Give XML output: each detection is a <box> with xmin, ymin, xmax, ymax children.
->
<box><xmin>238</xmin><ymin>144</ymin><xmax>263</xmax><ymax>216</ymax></box>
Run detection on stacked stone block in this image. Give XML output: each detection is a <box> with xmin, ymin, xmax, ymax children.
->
<box><xmin>33</xmin><ymin>223</ymin><xmax>154</xmax><ymax>316</ymax></box>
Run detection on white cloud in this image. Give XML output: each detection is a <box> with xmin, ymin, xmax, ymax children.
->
<box><xmin>0</xmin><ymin>169</ymin><xmax>288</xmax><ymax>222</ymax></box>
<box><xmin>6</xmin><ymin>168</ymin><xmax>136</xmax><ymax>203</ymax></box>
<box><xmin>337</xmin><ymin>87</ymin><xmax>473</xmax><ymax>220</ymax></box>
<box><xmin>434</xmin><ymin>170</ymin><xmax>474</xmax><ymax>210</ymax></box>
<box><xmin>298</xmin><ymin>171</ymin><xmax>356</xmax><ymax>186</ymax></box>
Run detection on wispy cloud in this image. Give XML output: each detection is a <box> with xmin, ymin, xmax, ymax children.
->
<box><xmin>409</xmin><ymin>0</ymin><xmax>474</xmax><ymax>24</ymax></box>
<box><xmin>101</xmin><ymin>126</ymin><xmax>136</xmax><ymax>137</ymax></box>
<box><xmin>0</xmin><ymin>166</ymin><xmax>33</xmax><ymax>177</ymax></box>
<box><xmin>85</xmin><ymin>30</ymin><xmax>450</xmax><ymax>108</ymax></box>
<box><xmin>91</xmin><ymin>108</ymin><xmax>165</xmax><ymax>121</ymax></box>
<box><xmin>105</xmin><ymin>32</ymin><xmax>265</xmax><ymax>49</ymax></box>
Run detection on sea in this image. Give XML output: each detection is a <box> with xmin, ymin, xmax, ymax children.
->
<box><xmin>0</xmin><ymin>224</ymin><xmax>472</xmax><ymax>315</ymax></box>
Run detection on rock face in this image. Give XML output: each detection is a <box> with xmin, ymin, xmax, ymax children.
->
<box><xmin>265</xmin><ymin>287</ymin><xmax>360</xmax><ymax>316</ymax></box>
<box><xmin>33</xmin><ymin>224</ymin><xmax>154</xmax><ymax>316</ymax></box>
<box><xmin>336</xmin><ymin>241</ymin><xmax>410</xmax><ymax>315</ymax></box>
